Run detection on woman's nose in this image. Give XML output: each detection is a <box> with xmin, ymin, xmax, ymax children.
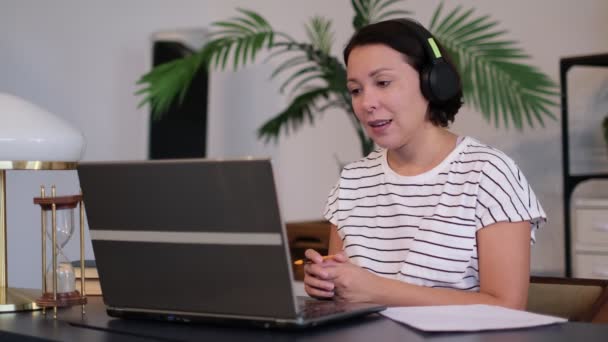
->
<box><xmin>360</xmin><ymin>89</ymin><xmax>379</xmax><ymax>113</ymax></box>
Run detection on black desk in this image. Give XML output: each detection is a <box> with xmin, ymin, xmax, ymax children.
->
<box><xmin>2</xmin><ymin>297</ymin><xmax>608</xmax><ymax>341</ymax></box>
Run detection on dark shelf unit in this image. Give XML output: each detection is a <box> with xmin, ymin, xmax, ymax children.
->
<box><xmin>561</xmin><ymin>53</ymin><xmax>608</xmax><ymax>277</ymax></box>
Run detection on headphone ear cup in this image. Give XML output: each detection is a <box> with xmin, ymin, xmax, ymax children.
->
<box><xmin>424</xmin><ymin>61</ymin><xmax>460</xmax><ymax>103</ymax></box>
<box><xmin>419</xmin><ymin>66</ymin><xmax>435</xmax><ymax>102</ymax></box>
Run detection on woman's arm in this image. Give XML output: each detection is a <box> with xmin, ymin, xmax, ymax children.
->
<box><xmin>327</xmin><ymin>224</ymin><xmax>343</xmax><ymax>255</ymax></box>
<box><xmin>324</xmin><ymin>221</ymin><xmax>532</xmax><ymax>310</ymax></box>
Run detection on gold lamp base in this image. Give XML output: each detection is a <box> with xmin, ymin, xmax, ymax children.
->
<box><xmin>0</xmin><ymin>287</ymin><xmax>41</xmax><ymax>312</ymax></box>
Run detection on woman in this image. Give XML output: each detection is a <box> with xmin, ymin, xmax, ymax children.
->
<box><xmin>303</xmin><ymin>19</ymin><xmax>546</xmax><ymax>309</ymax></box>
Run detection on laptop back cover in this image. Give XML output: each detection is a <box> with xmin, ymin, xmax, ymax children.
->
<box><xmin>78</xmin><ymin>159</ymin><xmax>299</xmax><ymax>320</ymax></box>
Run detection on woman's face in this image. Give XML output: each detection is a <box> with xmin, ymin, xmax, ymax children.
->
<box><xmin>346</xmin><ymin>44</ymin><xmax>430</xmax><ymax>150</ymax></box>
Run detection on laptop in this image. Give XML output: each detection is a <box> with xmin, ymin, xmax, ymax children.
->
<box><xmin>77</xmin><ymin>158</ymin><xmax>385</xmax><ymax>328</ymax></box>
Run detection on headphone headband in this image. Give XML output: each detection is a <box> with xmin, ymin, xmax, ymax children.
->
<box><xmin>394</xmin><ymin>18</ymin><xmax>460</xmax><ymax>103</ymax></box>
<box><xmin>395</xmin><ymin>19</ymin><xmax>443</xmax><ymax>62</ymax></box>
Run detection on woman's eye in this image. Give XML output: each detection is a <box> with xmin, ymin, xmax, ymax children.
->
<box><xmin>349</xmin><ymin>88</ymin><xmax>361</xmax><ymax>96</ymax></box>
<box><xmin>377</xmin><ymin>80</ymin><xmax>391</xmax><ymax>87</ymax></box>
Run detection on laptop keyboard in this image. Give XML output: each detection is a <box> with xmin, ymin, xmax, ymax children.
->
<box><xmin>298</xmin><ymin>300</ymin><xmax>347</xmax><ymax>319</ymax></box>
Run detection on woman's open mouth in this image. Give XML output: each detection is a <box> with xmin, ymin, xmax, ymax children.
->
<box><xmin>368</xmin><ymin>119</ymin><xmax>392</xmax><ymax>133</ymax></box>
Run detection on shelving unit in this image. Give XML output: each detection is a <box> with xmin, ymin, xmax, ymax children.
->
<box><xmin>561</xmin><ymin>53</ymin><xmax>608</xmax><ymax>276</ymax></box>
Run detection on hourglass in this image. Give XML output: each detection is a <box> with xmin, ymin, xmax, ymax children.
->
<box><xmin>34</xmin><ymin>185</ymin><xmax>87</xmax><ymax>318</ymax></box>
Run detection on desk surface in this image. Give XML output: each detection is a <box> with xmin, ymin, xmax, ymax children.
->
<box><xmin>2</xmin><ymin>297</ymin><xmax>608</xmax><ymax>341</ymax></box>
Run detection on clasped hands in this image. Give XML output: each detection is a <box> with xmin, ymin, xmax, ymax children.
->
<box><xmin>303</xmin><ymin>249</ymin><xmax>380</xmax><ymax>303</ymax></box>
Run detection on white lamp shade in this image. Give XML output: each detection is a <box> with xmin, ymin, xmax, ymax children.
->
<box><xmin>0</xmin><ymin>93</ymin><xmax>85</xmax><ymax>161</ymax></box>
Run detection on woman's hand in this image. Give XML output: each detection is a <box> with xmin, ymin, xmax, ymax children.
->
<box><xmin>323</xmin><ymin>261</ymin><xmax>383</xmax><ymax>303</ymax></box>
<box><xmin>303</xmin><ymin>249</ymin><xmax>347</xmax><ymax>299</ymax></box>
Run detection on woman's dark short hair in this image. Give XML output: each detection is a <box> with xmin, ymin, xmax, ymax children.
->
<box><xmin>343</xmin><ymin>19</ymin><xmax>463</xmax><ymax>127</ymax></box>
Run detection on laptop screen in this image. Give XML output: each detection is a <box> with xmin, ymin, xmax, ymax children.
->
<box><xmin>78</xmin><ymin>158</ymin><xmax>299</xmax><ymax>319</ymax></box>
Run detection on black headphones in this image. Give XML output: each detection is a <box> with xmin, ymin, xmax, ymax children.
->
<box><xmin>395</xmin><ymin>19</ymin><xmax>461</xmax><ymax>103</ymax></box>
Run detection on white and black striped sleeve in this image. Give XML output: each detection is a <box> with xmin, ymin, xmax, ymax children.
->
<box><xmin>474</xmin><ymin>155</ymin><xmax>546</xmax><ymax>234</ymax></box>
<box><xmin>324</xmin><ymin>181</ymin><xmax>340</xmax><ymax>225</ymax></box>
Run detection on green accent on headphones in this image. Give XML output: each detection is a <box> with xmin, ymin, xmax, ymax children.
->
<box><xmin>427</xmin><ymin>38</ymin><xmax>442</xmax><ymax>59</ymax></box>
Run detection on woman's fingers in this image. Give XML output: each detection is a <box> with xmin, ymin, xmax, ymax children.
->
<box><xmin>304</xmin><ymin>283</ymin><xmax>335</xmax><ymax>298</ymax></box>
<box><xmin>332</xmin><ymin>251</ymin><xmax>349</xmax><ymax>263</ymax></box>
<box><xmin>304</xmin><ymin>262</ymin><xmax>330</xmax><ymax>279</ymax></box>
<box><xmin>304</xmin><ymin>271</ymin><xmax>335</xmax><ymax>298</ymax></box>
<box><xmin>304</xmin><ymin>270</ymin><xmax>334</xmax><ymax>289</ymax></box>
<box><xmin>304</xmin><ymin>248</ymin><xmax>323</xmax><ymax>264</ymax></box>
<box><xmin>302</xmin><ymin>248</ymin><xmax>348</xmax><ymax>298</ymax></box>
<box><xmin>303</xmin><ymin>261</ymin><xmax>335</xmax><ymax>298</ymax></box>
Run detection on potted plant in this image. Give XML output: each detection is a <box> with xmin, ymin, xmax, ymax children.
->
<box><xmin>136</xmin><ymin>0</ymin><xmax>558</xmax><ymax>157</ymax></box>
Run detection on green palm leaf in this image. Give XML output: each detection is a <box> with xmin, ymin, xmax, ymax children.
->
<box><xmin>264</xmin><ymin>44</ymin><xmax>375</xmax><ymax>154</ymax></box>
<box><xmin>257</xmin><ymin>87</ymin><xmax>333</xmax><ymax>142</ymax></box>
<box><xmin>135</xmin><ymin>53</ymin><xmax>203</xmax><ymax>118</ymax></box>
<box><xmin>205</xmin><ymin>8</ymin><xmax>277</xmax><ymax>70</ymax></box>
<box><xmin>267</xmin><ymin>43</ymin><xmax>324</xmax><ymax>96</ymax></box>
<box><xmin>352</xmin><ymin>0</ymin><xmax>412</xmax><ymax>30</ymax></box>
<box><xmin>306</xmin><ymin>16</ymin><xmax>334</xmax><ymax>54</ymax></box>
<box><xmin>259</xmin><ymin>13</ymin><xmax>362</xmax><ymax>146</ymax></box>
<box><xmin>429</xmin><ymin>3</ymin><xmax>558</xmax><ymax>129</ymax></box>
<box><xmin>136</xmin><ymin>8</ymin><xmax>280</xmax><ymax>117</ymax></box>
<box><xmin>268</xmin><ymin>17</ymin><xmax>337</xmax><ymax>96</ymax></box>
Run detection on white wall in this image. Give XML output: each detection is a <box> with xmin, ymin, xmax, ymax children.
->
<box><xmin>1</xmin><ymin>0</ymin><xmax>607</xmax><ymax>288</ymax></box>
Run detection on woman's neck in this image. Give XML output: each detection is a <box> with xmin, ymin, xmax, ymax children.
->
<box><xmin>386</xmin><ymin>126</ymin><xmax>458</xmax><ymax>177</ymax></box>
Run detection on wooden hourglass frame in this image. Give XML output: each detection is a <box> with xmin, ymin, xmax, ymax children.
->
<box><xmin>33</xmin><ymin>185</ymin><xmax>87</xmax><ymax>318</ymax></box>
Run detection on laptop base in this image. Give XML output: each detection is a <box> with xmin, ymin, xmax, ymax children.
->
<box><xmin>106</xmin><ymin>298</ymin><xmax>385</xmax><ymax>330</ymax></box>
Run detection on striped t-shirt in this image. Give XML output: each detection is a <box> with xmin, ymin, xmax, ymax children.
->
<box><xmin>324</xmin><ymin>136</ymin><xmax>546</xmax><ymax>291</ymax></box>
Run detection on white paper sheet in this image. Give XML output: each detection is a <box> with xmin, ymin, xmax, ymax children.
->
<box><xmin>381</xmin><ymin>304</ymin><xmax>567</xmax><ymax>332</ymax></box>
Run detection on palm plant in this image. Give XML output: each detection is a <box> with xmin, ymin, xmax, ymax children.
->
<box><xmin>136</xmin><ymin>0</ymin><xmax>558</xmax><ymax>157</ymax></box>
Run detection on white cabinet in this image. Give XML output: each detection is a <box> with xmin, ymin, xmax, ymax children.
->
<box><xmin>573</xmin><ymin>198</ymin><xmax>608</xmax><ymax>279</ymax></box>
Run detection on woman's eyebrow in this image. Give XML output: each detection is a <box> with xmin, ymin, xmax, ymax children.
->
<box><xmin>347</xmin><ymin>67</ymin><xmax>394</xmax><ymax>83</ymax></box>
<box><xmin>369</xmin><ymin>67</ymin><xmax>393</xmax><ymax>77</ymax></box>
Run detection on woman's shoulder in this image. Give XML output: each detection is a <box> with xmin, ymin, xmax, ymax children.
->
<box><xmin>460</xmin><ymin>137</ymin><xmax>519</xmax><ymax>167</ymax></box>
<box><xmin>458</xmin><ymin>136</ymin><xmax>525</xmax><ymax>183</ymax></box>
<box><xmin>340</xmin><ymin>148</ymin><xmax>385</xmax><ymax>174</ymax></box>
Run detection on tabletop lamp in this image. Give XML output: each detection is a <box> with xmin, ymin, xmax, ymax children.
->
<box><xmin>0</xmin><ymin>93</ymin><xmax>85</xmax><ymax>312</ymax></box>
